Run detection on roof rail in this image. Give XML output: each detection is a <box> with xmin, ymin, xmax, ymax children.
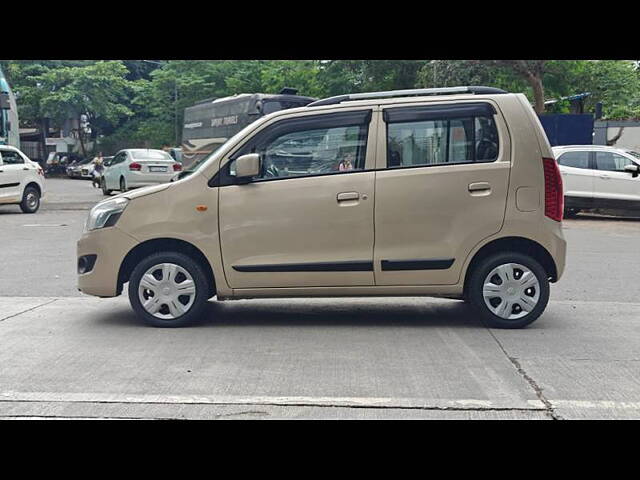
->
<box><xmin>306</xmin><ymin>86</ymin><xmax>508</xmax><ymax>107</ymax></box>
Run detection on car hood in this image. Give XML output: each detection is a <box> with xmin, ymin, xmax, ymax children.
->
<box><xmin>123</xmin><ymin>183</ymin><xmax>172</xmax><ymax>200</ymax></box>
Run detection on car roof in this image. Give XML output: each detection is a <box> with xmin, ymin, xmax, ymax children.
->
<box><xmin>552</xmin><ymin>144</ymin><xmax>637</xmax><ymax>155</ymax></box>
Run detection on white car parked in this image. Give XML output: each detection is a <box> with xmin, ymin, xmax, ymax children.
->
<box><xmin>0</xmin><ymin>145</ymin><xmax>45</xmax><ymax>213</ymax></box>
<box><xmin>553</xmin><ymin>145</ymin><xmax>640</xmax><ymax>216</ymax></box>
<box><xmin>101</xmin><ymin>149</ymin><xmax>182</xmax><ymax>196</ymax></box>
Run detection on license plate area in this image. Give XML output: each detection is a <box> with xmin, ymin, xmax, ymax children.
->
<box><xmin>149</xmin><ymin>166</ymin><xmax>167</xmax><ymax>172</ymax></box>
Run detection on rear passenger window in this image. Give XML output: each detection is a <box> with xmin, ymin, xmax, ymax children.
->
<box><xmin>557</xmin><ymin>151</ymin><xmax>590</xmax><ymax>169</ymax></box>
<box><xmin>385</xmin><ymin>103</ymin><xmax>499</xmax><ymax>168</ymax></box>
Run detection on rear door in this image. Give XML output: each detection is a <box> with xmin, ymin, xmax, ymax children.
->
<box><xmin>0</xmin><ymin>148</ymin><xmax>26</xmax><ymax>202</ymax></box>
<box><xmin>556</xmin><ymin>150</ymin><xmax>595</xmax><ymax>208</ymax></box>
<box><xmin>105</xmin><ymin>152</ymin><xmax>125</xmax><ymax>189</ymax></box>
<box><xmin>593</xmin><ymin>151</ymin><xmax>640</xmax><ymax>207</ymax></box>
<box><xmin>373</xmin><ymin>100</ymin><xmax>511</xmax><ymax>286</ymax></box>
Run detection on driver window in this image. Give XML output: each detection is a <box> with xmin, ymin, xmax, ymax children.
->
<box><xmin>595</xmin><ymin>152</ymin><xmax>634</xmax><ymax>172</ymax></box>
<box><xmin>249</xmin><ymin>124</ymin><xmax>367</xmax><ymax>180</ymax></box>
<box><xmin>0</xmin><ymin>150</ymin><xmax>25</xmax><ymax>165</ymax></box>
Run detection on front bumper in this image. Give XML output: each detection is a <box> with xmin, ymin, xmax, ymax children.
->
<box><xmin>77</xmin><ymin>226</ymin><xmax>138</xmax><ymax>297</ymax></box>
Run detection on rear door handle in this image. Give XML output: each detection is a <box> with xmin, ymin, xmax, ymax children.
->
<box><xmin>337</xmin><ymin>192</ymin><xmax>360</xmax><ymax>203</ymax></box>
<box><xmin>599</xmin><ymin>175</ymin><xmax>611</xmax><ymax>180</ymax></box>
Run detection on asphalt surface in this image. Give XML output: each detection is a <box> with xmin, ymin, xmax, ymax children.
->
<box><xmin>0</xmin><ymin>177</ymin><xmax>639</xmax><ymax>419</ymax></box>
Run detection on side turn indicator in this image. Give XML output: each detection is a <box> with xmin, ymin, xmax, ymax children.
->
<box><xmin>196</xmin><ymin>205</ymin><xmax>208</xmax><ymax>212</ymax></box>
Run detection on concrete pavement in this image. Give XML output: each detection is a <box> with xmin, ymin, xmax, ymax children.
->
<box><xmin>1</xmin><ymin>177</ymin><xmax>639</xmax><ymax>419</ymax></box>
<box><xmin>0</xmin><ymin>295</ymin><xmax>638</xmax><ymax>419</ymax></box>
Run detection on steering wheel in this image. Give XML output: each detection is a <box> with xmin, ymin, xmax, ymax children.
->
<box><xmin>264</xmin><ymin>163</ymin><xmax>279</xmax><ymax>178</ymax></box>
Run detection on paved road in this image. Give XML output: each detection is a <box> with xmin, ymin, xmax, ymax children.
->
<box><xmin>0</xmin><ymin>178</ymin><xmax>639</xmax><ymax>419</ymax></box>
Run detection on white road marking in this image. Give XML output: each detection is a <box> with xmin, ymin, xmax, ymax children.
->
<box><xmin>0</xmin><ymin>391</ymin><xmax>545</xmax><ymax>411</ymax></box>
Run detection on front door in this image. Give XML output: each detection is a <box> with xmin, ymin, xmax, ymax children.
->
<box><xmin>373</xmin><ymin>101</ymin><xmax>511</xmax><ymax>286</ymax></box>
<box><xmin>219</xmin><ymin>109</ymin><xmax>377</xmax><ymax>289</ymax></box>
<box><xmin>0</xmin><ymin>149</ymin><xmax>25</xmax><ymax>203</ymax></box>
<box><xmin>593</xmin><ymin>151</ymin><xmax>640</xmax><ymax>208</ymax></box>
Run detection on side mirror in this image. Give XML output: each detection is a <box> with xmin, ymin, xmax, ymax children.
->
<box><xmin>235</xmin><ymin>153</ymin><xmax>261</xmax><ymax>179</ymax></box>
<box><xmin>624</xmin><ymin>164</ymin><xmax>640</xmax><ymax>178</ymax></box>
<box><xmin>0</xmin><ymin>92</ymin><xmax>10</xmax><ymax>110</ymax></box>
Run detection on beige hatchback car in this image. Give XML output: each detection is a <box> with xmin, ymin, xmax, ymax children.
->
<box><xmin>78</xmin><ymin>86</ymin><xmax>566</xmax><ymax>328</ymax></box>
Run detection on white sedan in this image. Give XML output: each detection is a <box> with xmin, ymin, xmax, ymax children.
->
<box><xmin>0</xmin><ymin>145</ymin><xmax>45</xmax><ymax>213</ymax></box>
<box><xmin>553</xmin><ymin>145</ymin><xmax>640</xmax><ymax>216</ymax></box>
<box><xmin>101</xmin><ymin>149</ymin><xmax>182</xmax><ymax>196</ymax></box>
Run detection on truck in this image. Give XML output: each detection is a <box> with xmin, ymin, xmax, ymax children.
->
<box><xmin>0</xmin><ymin>65</ymin><xmax>19</xmax><ymax>149</ymax></box>
<box><xmin>181</xmin><ymin>88</ymin><xmax>315</xmax><ymax>169</ymax></box>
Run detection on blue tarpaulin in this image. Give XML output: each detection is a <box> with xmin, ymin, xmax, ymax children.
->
<box><xmin>538</xmin><ymin>114</ymin><xmax>594</xmax><ymax>146</ymax></box>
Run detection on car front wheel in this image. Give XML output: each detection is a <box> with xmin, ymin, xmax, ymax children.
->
<box><xmin>468</xmin><ymin>252</ymin><xmax>550</xmax><ymax>329</ymax></box>
<box><xmin>20</xmin><ymin>186</ymin><xmax>40</xmax><ymax>213</ymax></box>
<box><xmin>128</xmin><ymin>252</ymin><xmax>209</xmax><ymax>327</ymax></box>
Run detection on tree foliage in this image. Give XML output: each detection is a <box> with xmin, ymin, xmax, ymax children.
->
<box><xmin>2</xmin><ymin>59</ymin><xmax>640</xmax><ymax>155</ymax></box>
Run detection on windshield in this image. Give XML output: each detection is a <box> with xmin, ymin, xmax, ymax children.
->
<box><xmin>626</xmin><ymin>150</ymin><xmax>640</xmax><ymax>160</ymax></box>
<box><xmin>130</xmin><ymin>150</ymin><xmax>173</xmax><ymax>160</ymax></box>
<box><xmin>178</xmin><ymin>120</ymin><xmax>263</xmax><ymax>179</ymax></box>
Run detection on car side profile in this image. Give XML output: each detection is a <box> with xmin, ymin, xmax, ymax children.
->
<box><xmin>553</xmin><ymin>145</ymin><xmax>640</xmax><ymax>216</ymax></box>
<box><xmin>78</xmin><ymin>86</ymin><xmax>566</xmax><ymax>329</ymax></box>
<box><xmin>101</xmin><ymin>149</ymin><xmax>182</xmax><ymax>195</ymax></box>
<box><xmin>0</xmin><ymin>145</ymin><xmax>45</xmax><ymax>213</ymax></box>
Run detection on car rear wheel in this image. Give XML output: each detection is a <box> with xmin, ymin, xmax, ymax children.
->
<box><xmin>101</xmin><ymin>177</ymin><xmax>112</xmax><ymax>196</ymax></box>
<box><xmin>128</xmin><ymin>252</ymin><xmax>209</xmax><ymax>327</ymax></box>
<box><xmin>468</xmin><ymin>252</ymin><xmax>550</xmax><ymax>329</ymax></box>
<box><xmin>564</xmin><ymin>207</ymin><xmax>580</xmax><ymax>218</ymax></box>
<box><xmin>20</xmin><ymin>186</ymin><xmax>40</xmax><ymax>213</ymax></box>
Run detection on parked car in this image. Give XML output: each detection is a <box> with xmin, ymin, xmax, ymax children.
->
<box><xmin>100</xmin><ymin>149</ymin><xmax>182</xmax><ymax>196</ymax></box>
<box><xmin>78</xmin><ymin>86</ymin><xmax>566</xmax><ymax>329</ymax></box>
<box><xmin>46</xmin><ymin>152</ymin><xmax>84</xmax><ymax>177</ymax></box>
<box><xmin>553</xmin><ymin>145</ymin><xmax>640</xmax><ymax>217</ymax></box>
<box><xmin>67</xmin><ymin>157</ymin><xmax>95</xmax><ymax>179</ymax></box>
<box><xmin>0</xmin><ymin>145</ymin><xmax>45</xmax><ymax>213</ymax></box>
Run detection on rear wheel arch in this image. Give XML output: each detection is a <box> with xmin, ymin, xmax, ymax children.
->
<box><xmin>118</xmin><ymin>238</ymin><xmax>216</xmax><ymax>298</ymax></box>
<box><xmin>463</xmin><ymin>236</ymin><xmax>558</xmax><ymax>298</ymax></box>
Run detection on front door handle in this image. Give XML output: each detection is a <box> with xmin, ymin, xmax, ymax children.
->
<box><xmin>599</xmin><ymin>175</ymin><xmax>611</xmax><ymax>180</ymax></box>
<box><xmin>468</xmin><ymin>182</ymin><xmax>491</xmax><ymax>194</ymax></box>
<box><xmin>337</xmin><ymin>192</ymin><xmax>360</xmax><ymax>202</ymax></box>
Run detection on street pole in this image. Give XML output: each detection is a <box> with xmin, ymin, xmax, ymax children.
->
<box><xmin>175</xmin><ymin>81</ymin><xmax>178</xmax><ymax>146</ymax></box>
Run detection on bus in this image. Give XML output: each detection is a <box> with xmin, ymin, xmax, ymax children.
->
<box><xmin>181</xmin><ymin>89</ymin><xmax>315</xmax><ymax>169</ymax></box>
<box><xmin>0</xmin><ymin>65</ymin><xmax>19</xmax><ymax>149</ymax></box>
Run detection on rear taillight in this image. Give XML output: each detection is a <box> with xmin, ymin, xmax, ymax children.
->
<box><xmin>542</xmin><ymin>157</ymin><xmax>563</xmax><ymax>222</ymax></box>
<box><xmin>173</xmin><ymin>163</ymin><xmax>182</xmax><ymax>172</ymax></box>
<box><xmin>37</xmin><ymin>167</ymin><xmax>44</xmax><ymax>176</ymax></box>
<box><xmin>129</xmin><ymin>162</ymin><xmax>142</xmax><ymax>171</ymax></box>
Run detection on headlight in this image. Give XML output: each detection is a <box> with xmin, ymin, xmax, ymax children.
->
<box><xmin>84</xmin><ymin>197</ymin><xmax>129</xmax><ymax>232</ymax></box>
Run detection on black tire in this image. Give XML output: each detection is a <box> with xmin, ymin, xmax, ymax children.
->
<box><xmin>101</xmin><ymin>177</ymin><xmax>112</xmax><ymax>196</ymax></box>
<box><xmin>128</xmin><ymin>251</ymin><xmax>209</xmax><ymax>328</ymax></box>
<box><xmin>564</xmin><ymin>207</ymin><xmax>580</xmax><ymax>218</ymax></box>
<box><xmin>120</xmin><ymin>176</ymin><xmax>127</xmax><ymax>192</ymax></box>
<box><xmin>468</xmin><ymin>252</ymin><xmax>550</xmax><ymax>329</ymax></box>
<box><xmin>20</xmin><ymin>185</ymin><xmax>40</xmax><ymax>213</ymax></box>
